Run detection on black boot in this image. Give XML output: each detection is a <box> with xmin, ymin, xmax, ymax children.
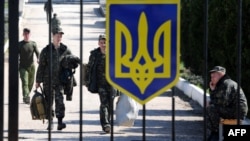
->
<box><xmin>57</xmin><ymin>118</ymin><xmax>66</xmax><ymax>130</ymax></box>
<box><xmin>23</xmin><ymin>97</ymin><xmax>30</xmax><ymax>104</ymax></box>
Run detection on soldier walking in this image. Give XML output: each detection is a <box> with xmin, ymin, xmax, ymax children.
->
<box><xmin>35</xmin><ymin>27</ymin><xmax>71</xmax><ymax>130</ymax></box>
<box><xmin>18</xmin><ymin>28</ymin><xmax>40</xmax><ymax>104</ymax></box>
<box><xmin>85</xmin><ymin>34</ymin><xmax>117</xmax><ymax>133</ymax></box>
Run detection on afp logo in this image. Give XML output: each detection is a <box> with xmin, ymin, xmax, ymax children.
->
<box><xmin>106</xmin><ymin>2</ymin><xmax>180</xmax><ymax>104</ymax></box>
<box><xmin>223</xmin><ymin>125</ymin><xmax>250</xmax><ymax>140</ymax></box>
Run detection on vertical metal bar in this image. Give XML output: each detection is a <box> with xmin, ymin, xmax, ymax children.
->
<box><xmin>142</xmin><ymin>105</ymin><xmax>146</xmax><ymax>141</ymax></box>
<box><xmin>172</xmin><ymin>87</ymin><xmax>175</xmax><ymax>141</ymax></box>
<box><xmin>47</xmin><ymin>0</ymin><xmax>52</xmax><ymax>140</ymax></box>
<box><xmin>8</xmin><ymin>0</ymin><xmax>19</xmax><ymax>141</ymax></box>
<box><xmin>203</xmin><ymin>0</ymin><xmax>209</xmax><ymax>140</ymax></box>
<box><xmin>0</xmin><ymin>0</ymin><xmax>4</xmax><ymax>140</ymax></box>
<box><xmin>110</xmin><ymin>94</ymin><xmax>114</xmax><ymax>141</ymax></box>
<box><xmin>236</xmin><ymin>0</ymin><xmax>242</xmax><ymax>125</ymax></box>
<box><xmin>79</xmin><ymin>0</ymin><xmax>83</xmax><ymax>140</ymax></box>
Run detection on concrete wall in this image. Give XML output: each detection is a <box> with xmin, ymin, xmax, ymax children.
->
<box><xmin>176</xmin><ymin>78</ymin><xmax>210</xmax><ymax>108</ymax></box>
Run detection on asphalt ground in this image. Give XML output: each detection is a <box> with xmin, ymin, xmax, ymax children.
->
<box><xmin>3</xmin><ymin>3</ymin><xmax>205</xmax><ymax>141</ymax></box>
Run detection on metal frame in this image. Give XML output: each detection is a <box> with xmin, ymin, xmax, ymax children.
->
<box><xmin>0</xmin><ymin>0</ymin><xmax>243</xmax><ymax>141</ymax></box>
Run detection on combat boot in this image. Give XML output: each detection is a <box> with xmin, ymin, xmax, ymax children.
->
<box><xmin>103</xmin><ymin>124</ymin><xmax>111</xmax><ymax>133</ymax></box>
<box><xmin>57</xmin><ymin>118</ymin><xmax>66</xmax><ymax>130</ymax></box>
<box><xmin>23</xmin><ymin>97</ymin><xmax>30</xmax><ymax>104</ymax></box>
<box><xmin>57</xmin><ymin>123</ymin><xmax>66</xmax><ymax>130</ymax></box>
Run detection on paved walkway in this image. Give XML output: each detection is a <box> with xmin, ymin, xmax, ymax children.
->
<box><xmin>4</xmin><ymin>2</ymin><xmax>204</xmax><ymax>141</ymax></box>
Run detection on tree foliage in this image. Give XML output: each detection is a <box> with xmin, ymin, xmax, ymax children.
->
<box><xmin>181</xmin><ymin>0</ymin><xmax>250</xmax><ymax>117</ymax></box>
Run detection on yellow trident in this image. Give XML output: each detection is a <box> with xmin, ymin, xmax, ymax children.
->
<box><xmin>115</xmin><ymin>12</ymin><xmax>171</xmax><ymax>94</ymax></box>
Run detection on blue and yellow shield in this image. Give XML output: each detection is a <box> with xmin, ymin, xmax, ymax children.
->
<box><xmin>106</xmin><ymin>0</ymin><xmax>180</xmax><ymax>104</ymax></box>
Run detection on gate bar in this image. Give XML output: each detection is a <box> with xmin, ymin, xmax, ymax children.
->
<box><xmin>236</xmin><ymin>0</ymin><xmax>242</xmax><ymax>125</ymax></box>
<box><xmin>47</xmin><ymin>0</ymin><xmax>52</xmax><ymax>140</ymax></box>
<box><xmin>79</xmin><ymin>0</ymin><xmax>83</xmax><ymax>140</ymax></box>
<box><xmin>203</xmin><ymin>0</ymin><xmax>209</xmax><ymax>140</ymax></box>
<box><xmin>142</xmin><ymin>105</ymin><xmax>146</xmax><ymax>141</ymax></box>
<box><xmin>8</xmin><ymin>0</ymin><xmax>19</xmax><ymax>141</ymax></box>
<box><xmin>0</xmin><ymin>0</ymin><xmax>4</xmax><ymax>140</ymax></box>
<box><xmin>172</xmin><ymin>87</ymin><xmax>175</xmax><ymax>141</ymax></box>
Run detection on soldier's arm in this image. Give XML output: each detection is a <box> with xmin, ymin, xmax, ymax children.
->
<box><xmin>36</xmin><ymin>49</ymin><xmax>47</xmax><ymax>83</ymax></box>
<box><xmin>33</xmin><ymin>41</ymin><xmax>40</xmax><ymax>62</ymax></box>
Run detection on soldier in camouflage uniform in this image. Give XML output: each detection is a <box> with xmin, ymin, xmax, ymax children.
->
<box><xmin>44</xmin><ymin>1</ymin><xmax>53</xmax><ymax>24</ymax></box>
<box><xmin>18</xmin><ymin>28</ymin><xmax>40</xmax><ymax>104</ymax></box>
<box><xmin>35</xmin><ymin>27</ymin><xmax>71</xmax><ymax>130</ymax></box>
<box><xmin>206</xmin><ymin>66</ymin><xmax>248</xmax><ymax>141</ymax></box>
<box><xmin>86</xmin><ymin>34</ymin><xmax>115</xmax><ymax>133</ymax></box>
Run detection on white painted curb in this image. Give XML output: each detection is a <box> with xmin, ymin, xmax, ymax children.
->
<box><xmin>176</xmin><ymin>77</ymin><xmax>210</xmax><ymax>107</ymax></box>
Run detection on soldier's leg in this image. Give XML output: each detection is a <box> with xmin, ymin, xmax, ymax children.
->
<box><xmin>207</xmin><ymin>105</ymin><xmax>220</xmax><ymax>132</ymax></box>
<box><xmin>43</xmin><ymin>84</ymin><xmax>55</xmax><ymax>130</ymax></box>
<box><xmin>207</xmin><ymin>105</ymin><xmax>220</xmax><ymax>140</ymax></box>
<box><xmin>19</xmin><ymin>67</ymin><xmax>29</xmax><ymax>103</ymax></box>
<box><xmin>43</xmin><ymin>84</ymin><xmax>55</xmax><ymax>120</ymax></box>
<box><xmin>98</xmin><ymin>88</ymin><xmax>111</xmax><ymax>132</ymax></box>
<box><xmin>54</xmin><ymin>85</ymin><xmax>66</xmax><ymax>130</ymax></box>
<box><xmin>28</xmin><ymin>64</ymin><xmax>35</xmax><ymax>93</ymax></box>
<box><xmin>25</xmin><ymin>64</ymin><xmax>35</xmax><ymax>103</ymax></box>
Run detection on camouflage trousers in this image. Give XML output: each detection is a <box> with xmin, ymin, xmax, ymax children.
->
<box><xmin>19</xmin><ymin>64</ymin><xmax>35</xmax><ymax>102</ymax></box>
<box><xmin>98</xmin><ymin>87</ymin><xmax>116</xmax><ymax>130</ymax></box>
<box><xmin>207</xmin><ymin>105</ymin><xmax>238</xmax><ymax>132</ymax></box>
<box><xmin>43</xmin><ymin>84</ymin><xmax>65</xmax><ymax>120</ymax></box>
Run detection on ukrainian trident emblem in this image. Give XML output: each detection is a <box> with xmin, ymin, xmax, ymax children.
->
<box><xmin>106</xmin><ymin>2</ymin><xmax>180</xmax><ymax>104</ymax></box>
<box><xmin>115</xmin><ymin>12</ymin><xmax>171</xmax><ymax>94</ymax></box>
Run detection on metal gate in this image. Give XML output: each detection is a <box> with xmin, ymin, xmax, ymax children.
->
<box><xmin>0</xmin><ymin>0</ymin><xmax>244</xmax><ymax>141</ymax></box>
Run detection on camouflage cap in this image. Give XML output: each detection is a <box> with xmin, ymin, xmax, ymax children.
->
<box><xmin>53</xmin><ymin>27</ymin><xmax>64</xmax><ymax>35</ymax></box>
<box><xmin>98</xmin><ymin>34</ymin><xmax>106</xmax><ymax>40</ymax></box>
<box><xmin>209</xmin><ymin>66</ymin><xmax>226</xmax><ymax>73</ymax></box>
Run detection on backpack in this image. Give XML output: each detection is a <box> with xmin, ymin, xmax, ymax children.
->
<box><xmin>30</xmin><ymin>87</ymin><xmax>47</xmax><ymax>123</ymax></box>
<box><xmin>85</xmin><ymin>48</ymin><xmax>99</xmax><ymax>93</ymax></box>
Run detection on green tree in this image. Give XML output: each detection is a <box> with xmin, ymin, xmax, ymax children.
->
<box><xmin>181</xmin><ymin>0</ymin><xmax>250</xmax><ymax>117</ymax></box>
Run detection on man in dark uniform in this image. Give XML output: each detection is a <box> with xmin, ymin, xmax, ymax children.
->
<box><xmin>35</xmin><ymin>27</ymin><xmax>71</xmax><ymax>130</ymax></box>
<box><xmin>206</xmin><ymin>66</ymin><xmax>248</xmax><ymax>141</ymax></box>
<box><xmin>44</xmin><ymin>1</ymin><xmax>53</xmax><ymax>24</ymax></box>
<box><xmin>86</xmin><ymin>34</ymin><xmax>116</xmax><ymax>133</ymax></box>
<box><xmin>18</xmin><ymin>28</ymin><xmax>40</xmax><ymax>104</ymax></box>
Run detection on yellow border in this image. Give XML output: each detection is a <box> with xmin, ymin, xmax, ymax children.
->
<box><xmin>106</xmin><ymin>0</ymin><xmax>180</xmax><ymax>104</ymax></box>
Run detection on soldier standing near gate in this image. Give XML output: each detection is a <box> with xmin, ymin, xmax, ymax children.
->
<box><xmin>206</xmin><ymin>66</ymin><xmax>248</xmax><ymax>141</ymax></box>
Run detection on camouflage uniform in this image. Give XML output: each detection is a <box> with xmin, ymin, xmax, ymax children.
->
<box><xmin>207</xmin><ymin>74</ymin><xmax>248</xmax><ymax>132</ymax></box>
<box><xmin>18</xmin><ymin>40</ymin><xmax>40</xmax><ymax>104</ymax></box>
<box><xmin>36</xmin><ymin>43</ymin><xmax>72</xmax><ymax>120</ymax></box>
<box><xmin>87</xmin><ymin>47</ymin><xmax>115</xmax><ymax>131</ymax></box>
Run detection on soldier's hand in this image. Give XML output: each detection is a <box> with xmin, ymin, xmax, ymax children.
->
<box><xmin>209</xmin><ymin>81</ymin><xmax>215</xmax><ymax>91</ymax></box>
